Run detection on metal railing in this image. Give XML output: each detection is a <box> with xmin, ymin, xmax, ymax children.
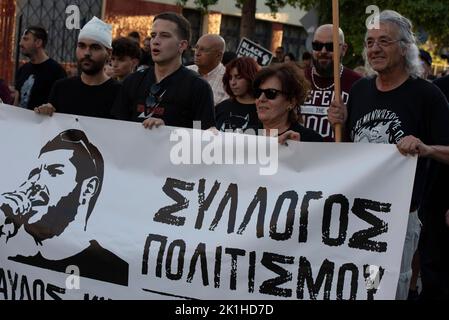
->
<box><xmin>15</xmin><ymin>0</ymin><xmax>103</xmax><ymax>69</ymax></box>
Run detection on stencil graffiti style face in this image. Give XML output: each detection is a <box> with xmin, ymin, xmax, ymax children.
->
<box><xmin>24</xmin><ymin>150</ymin><xmax>78</xmax><ymax>224</ymax></box>
<box><xmin>0</xmin><ymin>130</ymin><xmax>103</xmax><ymax>244</ymax></box>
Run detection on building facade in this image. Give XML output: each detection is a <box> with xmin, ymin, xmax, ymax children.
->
<box><xmin>0</xmin><ymin>0</ymin><xmax>315</xmax><ymax>84</ymax></box>
<box><xmin>105</xmin><ymin>0</ymin><xmax>313</xmax><ymax>57</ymax></box>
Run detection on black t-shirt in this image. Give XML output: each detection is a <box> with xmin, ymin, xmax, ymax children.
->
<box><xmin>434</xmin><ymin>75</ymin><xmax>449</xmax><ymax>102</ymax></box>
<box><xmin>419</xmin><ymin>160</ymin><xmax>449</xmax><ymax>230</ymax></box>
<box><xmin>215</xmin><ymin>99</ymin><xmax>259</xmax><ymax>131</ymax></box>
<box><xmin>301</xmin><ymin>67</ymin><xmax>361</xmax><ymax>141</ymax></box>
<box><xmin>288</xmin><ymin>122</ymin><xmax>324</xmax><ymax>142</ymax></box>
<box><xmin>15</xmin><ymin>58</ymin><xmax>67</xmax><ymax>109</ymax></box>
<box><xmin>347</xmin><ymin>76</ymin><xmax>449</xmax><ymax>210</ymax></box>
<box><xmin>256</xmin><ymin>122</ymin><xmax>324</xmax><ymax>142</ymax></box>
<box><xmin>49</xmin><ymin>77</ymin><xmax>120</xmax><ymax>119</ymax></box>
<box><xmin>420</xmin><ymin>76</ymin><xmax>449</xmax><ymax>230</ymax></box>
<box><xmin>112</xmin><ymin>65</ymin><xmax>215</xmax><ymax>130</ymax></box>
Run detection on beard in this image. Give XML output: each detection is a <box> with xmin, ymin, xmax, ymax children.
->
<box><xmin>23</xmin><ymin>184</ymin><xmax>82</xmax><ymax>245</ymax></box>
<box><xmin>21</xmin><ymin>48</ymin><xmax>37</xmax><ymax>59</ymax></box>
<box><xmin>77</xmin><ymin>57</ymin><xmax>105</xmax><ymax>76</ymax></box>
<box><xmin>312</xmin><ymin>56</ymin><xmax>334</xmax><ymax>77</ymax></box>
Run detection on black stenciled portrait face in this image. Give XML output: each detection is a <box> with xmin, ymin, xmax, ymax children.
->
<box><xmin>1</xmin><ymin>130</ymin><xmax>130</xmax><ymax>287</ymax></box>
<box><xmin>22</xmin><ymin>149</ymin><xmax>83</xmax><ymax>243</ymax></box>
<box><xmin>1</xmin><ymin>130</ymin><xmax>103</xmax><ymax>245</ymax></box>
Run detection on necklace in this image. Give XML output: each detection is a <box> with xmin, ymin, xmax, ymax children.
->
<box><xmin>311</xmin><ymin>65</ymin><xmax>344</xmax><ymax>91</ymax></box>
<box><xmin>277</xmin><ymin>128</ymin><xmax>290</xmax><ymax>137</ymax></box>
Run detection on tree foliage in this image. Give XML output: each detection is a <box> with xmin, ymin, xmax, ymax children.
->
<box><xmin>295</xmin><ymin>0</ymin><xmax>449</xmax><ymax>66</ymax></box>
<box><xmin>176</xmin><ymin>0</ymin><xmax>219</xmax><ymax>14</ymax></box>
<box><xmin>236</xmin><ymin>0</ymin><xmax>303</xmax><ymax>14</ymax></box>
<box><xmin>177</xmin><ymin>0</ymin><xmax>449</xmax><ymax>66</ymax></box>
<box><xmin>179</xmin><ymin>0</ymin><xmax>307</xmax><ymax>40</ymax></box>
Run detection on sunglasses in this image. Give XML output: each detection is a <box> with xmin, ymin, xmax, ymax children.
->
<box><xmin>254</xmin><ymin>88</ymin><xmax>284</xmax><ymax>100</ymax></box>
<box><xmin>312</xmin><ymin>41</ymin><xmax>334</xmax><ymax>52</ymax></box>
<box><xmin>145</xmin><ymin>84</ymin><xmax>166</xmax><ymax>118</ymax></box>
<box><xmin>59</xmin><ymin>129</ymin><xmax>98</xmax><ymax>173</ymax></box>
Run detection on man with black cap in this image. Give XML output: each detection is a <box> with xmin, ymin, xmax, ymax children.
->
<box><xmin>35</xmin><ymin>17</ymin><xmax>120</xmax><ymax>119</ymax></box>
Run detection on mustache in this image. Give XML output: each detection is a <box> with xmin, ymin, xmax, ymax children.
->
<box><xmin>28</xmin><ymin>183</ymin><xmax>50</xmax><ymax>207</ymax></box>
<box><xmin>316</xmin><ymin>54</ymin><xmax>332</xmax><ymax>59</ymax></box>
<box><xmin>31</xmin><ymin>191</ymin><xmax>49</xmax><ymax>206</ymax></box>
<box><xmin>80</xmin><ymin>57</ymin><xmax>94</xmax><ymax>63</ymax></box>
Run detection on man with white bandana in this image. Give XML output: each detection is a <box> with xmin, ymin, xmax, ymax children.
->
<box><xmin>35</xmin><ymin>17</ymin><xmax>120</xmax><ymax>119</ymax></box>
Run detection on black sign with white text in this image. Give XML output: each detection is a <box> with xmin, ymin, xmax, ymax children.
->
<box><xmin>236</xmin><ymin>38</ymin><xmax>273</xmax><ymax>66</ymax></box>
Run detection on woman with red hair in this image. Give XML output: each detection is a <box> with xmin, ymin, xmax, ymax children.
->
<box><xmin>215</xmin><ymin>57</ymin><xmax>261</xmax><ymax>132</ymax></box>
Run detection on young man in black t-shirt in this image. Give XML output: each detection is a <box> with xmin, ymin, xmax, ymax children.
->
<box><xmin>111</xmin><ymin>37</ymin><xmax>141</xmax><ymax>82</ymax></box>
<box><xmin>112</xmin><ymin>12</ymin><xmax>215</xmax><ymax>130</ymax></box>
<box><xmin>35</xmin><ymin>17</ymin><xmax>120</xmax><ymax>119</ymax></box>
<box><xmin>328</xmin><ymin>10</ymin><xmax>449</xmax><ymax>300</ymax></box>
<box><xmin>14</xmin><ymin>26</ymin><xmax>66</xmax><ymax>110</ymax></box>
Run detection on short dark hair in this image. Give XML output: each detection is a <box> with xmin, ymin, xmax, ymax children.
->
<box><xmin>302</xmin><ymin>51</ymin><xmax>312</xmax><ymax>60</ymax></box>
<box><xmin>24</xmin><ymin>26</ymin><xmax>48</xmax><ymax>48</ymax></box>
<box><xmin>40</xmin><ymin>129</ymin><xmax>104</xmax><ymax>227</ymax></box>
<box><xmin>284</xmin><ymin>52</ymin><xmax>296</xmax><ymax>62</ymax></box>
<box><xmin>223</xmin><ymin>57</ymin><xmax>260</xmax><ymax>98</ymax></box>
<box><xmin>153</xmin><ymin>12</ymin><xmax>191</xmax><ymax>43</ymax></box>
<box><xmin>253</xmin><ymin>63</ymin><xmax>310</xmax><ymax>124</ymax></box>
<box><xmin>128</xmin><ymin>31</ymin><xmax>141</xmax><ymax>42</ymax></box>
<box><xmin>222</xmin><ymin>51</ymin><xmax>238</xmax><ymax>66</ymax></box>
<box><xmin>112</xmin><ymin>37</ymin><xmax>141</xmax><ymax>60</ymax></box>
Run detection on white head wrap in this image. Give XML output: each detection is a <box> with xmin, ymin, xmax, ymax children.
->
<box><xmin>78</xmin><ymin>17</ymin><xmax>112</xmax><ymax>49</ymax></box>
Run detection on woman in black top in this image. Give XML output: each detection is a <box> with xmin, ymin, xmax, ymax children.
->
<box><xmin>215</xmin><ymin>57</ymin><xmax>260</xmax><ymax>132</ymax></box>
<box><xmin>253</xmin><ymin>63</ymin><xmax>323</xmax><ymax>143</ymax></box>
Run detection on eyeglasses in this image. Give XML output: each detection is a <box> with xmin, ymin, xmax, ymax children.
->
<box><xmin>193</xmin><ymin>45</ymin><xmax>215</xmax><ymax>54</ymax></box>
<box><xmin>365</xmin><ymin>38</ymin><xmax>402</xmax><ymax>48</ymax></box>
<box><xmin>145</xmin><ymin>83</ymin><xmax>166</xmax><ymax>118</ymax></box>
<box><xmin>254</xmin><ymin>88</ymin><xmax>284</xmax><ymax>100</ymax></box>
<box><xmin>312</xmin><ymin>41</ymin><xmax>335</xmax><ymax>52</ymax></box>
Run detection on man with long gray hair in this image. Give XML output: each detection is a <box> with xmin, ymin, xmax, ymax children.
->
<box><xmin>328</xmin><ymin>10</ymin><xmax>449</xmax><ymax>300</ymax></box>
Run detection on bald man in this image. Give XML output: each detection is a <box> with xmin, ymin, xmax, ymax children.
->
<box><xmin>300</xmin><ymin>24</ymin><xmax>361</xmax><ymax>141</ymax></box>
<box><xmin>188</xmin><ymin>34</ymin><xmax>229</xmax><ymax>106</ymax></box>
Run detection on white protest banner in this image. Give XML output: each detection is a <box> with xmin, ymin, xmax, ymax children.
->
<box><xmin>0</xmin><ymin>104</ymin><xmax>417</xmax><ymax>300</ymax></box>
<box><xmin>236</xmin><ymin>38</ymin><xmax>273</xmax><ymax>66</ymax></box>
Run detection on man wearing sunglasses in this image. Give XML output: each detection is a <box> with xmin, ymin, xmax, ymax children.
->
<box><xmin>14</xmin><ymin>26</ymin><xmax>66</xmax><ymax>110</ymax></box>
<box><xmin>300</xmin><ymin>24</ymin><xmax>361</xmax><ymax>142</ymax></box>
<box><xmin>328</xmin><ymin>10</ymin><xmax>449</xmax><ymax>300</ymax></box>
<box><xmin>112</xmin><ymin>12</ymin><xmax>215</xmax><ymax>130</ymax></box>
